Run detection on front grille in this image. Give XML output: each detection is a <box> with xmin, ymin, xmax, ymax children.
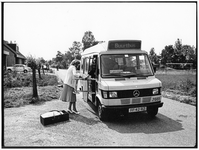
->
<box><xmin>121</xmin><ymin>98</ymin><xmax>130</xmax><ymax>104</ymax></box>
<box><xmin>110</xmin><ymin>88</ymin><xmax>161</xmax><ymax>99</ymax></box>
<box><xmin>142</xmin><ymin>97</ymin><xmax>151</xmax><ymax>103</ymax></box>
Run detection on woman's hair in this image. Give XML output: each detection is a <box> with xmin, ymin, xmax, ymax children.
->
<box><xmin>70</xmin><ymin>59</ymin><xmax>80</xmax><ymax>68</ymax></box>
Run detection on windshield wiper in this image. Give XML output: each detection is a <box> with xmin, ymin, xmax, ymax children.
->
<box><xmin>103</xmin><ymin>73</ymin><xmax>123</xmax><ymax>77</ymax></box>
<box><xmin>135</xmin><ymin>74</ymin><xmax>150</xmax><ymax>77</ymax></box>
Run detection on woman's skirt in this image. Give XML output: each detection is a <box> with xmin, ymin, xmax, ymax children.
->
<box><xmin>59</xmin><ymin>84</ymin><xmax>76</xmax><ymax>102</ymax></box>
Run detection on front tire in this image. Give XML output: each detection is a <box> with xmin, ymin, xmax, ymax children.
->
<box><xmin>7</xmin><ymin>69</ymin><xmax>12</xmax><ymax>73</ymax></box>
<box><xmin>147</xmin><ymin>106</ymin><xmax>158</xmax><ymax>117</ymax></box>
<box><xmin>97</xmin><ymin>102</ymin><xmax>107</xmax><ymax>121</ymax></box>
<box><xmin>24</xmin><ymin>70</ymin><xmax>27</xmax><ymax>73</ymax></box>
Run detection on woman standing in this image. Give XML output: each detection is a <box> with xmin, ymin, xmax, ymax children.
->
<box><xmin>59</xmin><ymin>59</ymin><xmax>80</xmax><ymax>114</ymax></box>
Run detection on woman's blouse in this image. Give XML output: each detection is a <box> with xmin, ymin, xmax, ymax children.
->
<box><xmin>64</xmin><ymin>65</ymin><xmax>79</xmax><ymax>89</ymax></box>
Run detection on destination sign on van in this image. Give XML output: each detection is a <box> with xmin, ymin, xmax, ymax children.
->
<box><xmin>108</xmin><ymin>40</ymin><xmax>141</xmax><ymax>50</ymax></box>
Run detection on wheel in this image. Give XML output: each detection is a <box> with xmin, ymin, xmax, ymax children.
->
<box><xmin>7</xmin><ymin>69</ymin><xmax>12</xmax><ymax>73</ymax></box>
<box><xmin>97</xmin><ymin>101</ymin><xmax>107</xmax><ymax>121</ymax></box>
<box><xmin>24</xmin><ymin>70</ymin><xmax>27</xmax><ymax>73</ymax></box>
<box><xmin>147</xmin><ymin>106</ymin><xmax>158</xmax><ymax>117</ymax></box>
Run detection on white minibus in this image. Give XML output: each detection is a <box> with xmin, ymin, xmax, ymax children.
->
<box><xmin>79</xmin><ymin>40</ymin><xmax>163</xmax><ymax>121</ymax></box>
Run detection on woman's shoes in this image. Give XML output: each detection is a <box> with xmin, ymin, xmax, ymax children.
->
<box><xmin>67</xmin><ymin>109</ymin><xmax>80</xmax><ymax>114</ymax></box>
<box><xmin>72</xmin><ymin>110</ymin><xmax>80</xmax><ymax>115</ymax></box>
<box><xmin>67</xmin><ymin>109</ymin><xmax>73</xmax><ymax>113</ymax></box>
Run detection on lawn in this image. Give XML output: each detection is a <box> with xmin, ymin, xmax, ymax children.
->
<box><xmin>156</xmin><ymin>70</ymin><xmax>196</xmax><ymax>106</ymax></box>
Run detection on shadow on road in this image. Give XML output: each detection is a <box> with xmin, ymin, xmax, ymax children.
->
<box><xmin>86</xmin><ymin>100</ymin><xmax>184</xmax><ymax>134</ymax></box>
<box><xmin>104</xmin><ymin>113</ymin><xmax>184</xmax><ymax>134</ymax></box>
<box><xmin>69</xmin><ymin>114</ymin><xmax>100</xmax><ymax>126</ymax></box>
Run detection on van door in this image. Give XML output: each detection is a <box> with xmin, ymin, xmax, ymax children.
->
<box><xmin>81</xmin><ymin>57</ymin><xmax>90</xmax><ymax>102</ymax></box>
<box><xmin>80</xmin><ymin>56</ymin><xmax>97</xmax><ymax>102</ymax></box>
<box><xmin>87</xmin><ymin>56</ymin><xmax>97</xmax><ymax>103</ymax></box>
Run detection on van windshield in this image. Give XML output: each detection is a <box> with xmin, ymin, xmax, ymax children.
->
<box><xmin>101</xmin><ymin>54</ymin><xmax>153</xmax><ymax>78</ymax></box>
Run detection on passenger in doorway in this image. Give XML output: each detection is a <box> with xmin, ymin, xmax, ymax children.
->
<box><xmin>59</xmin><ymin>59</ymin><xmax>81</xmax><ymax>115</ymax></box>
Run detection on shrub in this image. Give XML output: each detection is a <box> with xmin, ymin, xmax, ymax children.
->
<box><xmin>4</xmin><ymin>72</ymin><xmax>59</xmax><ymax>88</ymax></box>
<box><xmin>4</xmin><ymin>86</ymin><xmax>62</xmax><ymax>108</ymax></box>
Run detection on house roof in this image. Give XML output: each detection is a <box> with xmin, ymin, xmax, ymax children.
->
<box><xmin>16</xmin><ymin>51</ymin><xmax>26</xmax><ymax>59</ymax></box>
<box><xmin>3</xmin><ymin>41</ymin><xmax>26</xmax><ymax>59</ymax></box>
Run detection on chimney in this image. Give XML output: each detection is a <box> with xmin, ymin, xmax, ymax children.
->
<box><xmin>8</xmin><ymin>43</ymin><xmax>17</xmax><ymax>52</ymax></box>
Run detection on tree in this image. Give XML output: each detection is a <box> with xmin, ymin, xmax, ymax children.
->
<box><xmin>69</xmin><ymin>41</ymin><xmax>82</xmax><ymax>60</ymax></box>
<box><xmin>82</xmin><ymin>31</ymin><xmax>95</xmax><ymax>51</ymax></box>
<box><xmin>26</xmin><ymin>55</ymin><xmax>38</xmax><ymax>102</ymax></box>
<box><xmin>149</xmin><ymin>48</ymin><xmax>159</xmax><ymax>64</ymax></box>
<box><xmin>160</xmin><ymin>38</ymin><xmax>196</xmax><ymax>69</ymax></box>
<box><xmin>173</xmin><ymin>38</ymin><xmax>186</xmax><ymax>63</ymax></box>
<box><xmin>160</xmin><ymin>45</ymin><xmax>174</xmax><ymax>65</ymax></box>
<box><xmin>56</xmin><ymin>51</ymin><xmax>63</xmax><ymax>62</ymax></box>
<box><xmin>63</xmin><ymin>51</ymin><xmax>73</xmax><ymax>68</ymax></box>
<box><xmin>36</xmin><ymin>59</ymin><xmax>42</xmax><ymax>79</ymax></box>
<box><xmin>55</xmin><ymin>51</ymin><xmax>64</xmax><ymax>69</ymax></box>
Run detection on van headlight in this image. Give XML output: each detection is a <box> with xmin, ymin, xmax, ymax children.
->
<box><xmin>109</xmin><ymin>92</ymin><xmax>117</xmax><ymax>98</ymax></box>
<box><xmin>153</xmin><ymin>88</ymin><xmax>159</xmax><ymax>95</ymax></box>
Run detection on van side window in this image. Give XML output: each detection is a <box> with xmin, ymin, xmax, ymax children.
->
<box><xmin>85</xmin><ymin>57</ymin><xmax>90</xmax><ymax>74</ymax></box>
<box><xmin>81</xmin><ymin>59</ymin><xmax>84</xmax><ymax>71</ymax></box>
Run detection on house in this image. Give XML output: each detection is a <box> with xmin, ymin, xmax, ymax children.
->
<box><xmin>3</xmin><ymin>40</ymin><xmax>27</xmax><ymax>71</ymax></box>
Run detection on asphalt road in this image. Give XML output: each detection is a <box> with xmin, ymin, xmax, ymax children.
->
<box><xmin>3</xmin><ymin>69</ymin><xmax>196</xmax><ymax>147</ymax></box>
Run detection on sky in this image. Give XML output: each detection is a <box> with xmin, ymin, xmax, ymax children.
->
<box><xmin>4</xmin><ymin>2</ymin><xmax>196</xmax><ymax>60</ymax></box>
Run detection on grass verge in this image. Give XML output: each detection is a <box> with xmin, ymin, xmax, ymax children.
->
<box><xmin>4</xmin><ymin>86</ymin><xmax>62</xmax><ymax>108</ymax></box>
<box><xmin>156</xmin><ymin>71</ymin><xmax>196</xmax><ymax>106</ymax></box>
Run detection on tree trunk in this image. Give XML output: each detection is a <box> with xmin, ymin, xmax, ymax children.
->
<box><xmin>32</xmin><ymin>68</ymin><xmax>38</xmax><ymax>98</ymax></box>
<box><xmin>38</xmin><ymin>68</ymin><xmax>42</xmax><ymax>79</ymax></box>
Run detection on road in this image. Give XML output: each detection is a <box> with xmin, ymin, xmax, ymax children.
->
<box><xmin>3</xmin><ymin>69</ymin><xmax>196</xmax><ymax>147</ymax></box>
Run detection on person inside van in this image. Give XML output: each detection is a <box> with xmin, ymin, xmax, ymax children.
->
<box><xmin>102</xmin><ymin>57</ymin><xmax>119</xmax><ymax>75</ymax></box>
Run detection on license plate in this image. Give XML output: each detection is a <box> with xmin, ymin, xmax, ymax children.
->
<box><xmin>129</xmin><ymin>107</ymin><xmax>146</xmax><ymax>113</ymax></box>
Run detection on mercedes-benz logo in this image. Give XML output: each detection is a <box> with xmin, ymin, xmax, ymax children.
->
<box><xmin>133</xmin><ymin>90</ymin><xmax>140</xmax><ymax>97</ymax></box>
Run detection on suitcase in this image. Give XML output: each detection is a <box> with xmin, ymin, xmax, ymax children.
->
<box><xmin>40</xmin><ymin>110</ymin><xmax>69</xmax><ymax>126</ymax></box>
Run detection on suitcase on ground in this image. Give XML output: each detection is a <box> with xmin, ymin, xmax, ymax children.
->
<box><xmin>40</xmin><ymin>110</ymin><xmax>69</xmax><ymax>126</ymax></box>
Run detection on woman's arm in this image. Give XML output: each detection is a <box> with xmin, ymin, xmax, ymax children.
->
<box><xmin>72</xmin><ymin>67</ymin><xmax>80</xmax><ymax>78</ymax></box>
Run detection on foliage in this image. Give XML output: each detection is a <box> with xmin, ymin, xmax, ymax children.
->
<box><xmin>68</xmin><ymin>41</ymin><xmax>82</xmax><ymax>60</ymax></box>
<box><xmin>4</xmin><ymin>72</ymin><xmax>59</xmax><ymax>88</ymax></box>
<box><xmin>26</xmin><ymin>55</ymin><xmax>37</xmax><ymax>69</ymax></box>
<box><xmin>54</xmin><ymin>41</ymin><xmax>82</xmax><ymax>69</ymax></box>
<box><xmin>160</xmin><ymin>39</ymin><xmax>196</xmax><ymax>67</ymax></box>
<box><xmin>4</xmin><ymin>86</ymin><xmax>62</xmax><ymax>108</ymax></box>
<box><xmin>149</xmin><ymin>48</ymin><xmax>159</xmax><ymax>64</ymax></box>
<box><xmin>82</xmin><ymin>31</ymin><xmax>96</xmax><ymax>51</ymax></box>
<box><xmin>161</xmin><ymin>45</ymin><xmax>175</xmax><ymax>64</ymax></box>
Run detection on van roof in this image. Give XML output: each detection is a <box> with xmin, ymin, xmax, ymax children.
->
<box><xmin>81</xmin><ymin>40</ymin><xmax>147</xmax><ymax>56</ymax></box>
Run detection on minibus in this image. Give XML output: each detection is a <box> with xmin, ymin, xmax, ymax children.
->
<box><xmin>79</xmin><ymin>40</ymin><xmax>163</xmax><ymax>121</ymax></box>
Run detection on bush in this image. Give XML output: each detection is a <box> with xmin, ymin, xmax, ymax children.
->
<box><xmin>4</xmin><ymin>86</ymin><xmax>62</xmax><ymax>108</ymax></box>
<box><xmin>4</xmin><ymin>72</ymin><xmax>59</xmax><ymax>88</ymax></box>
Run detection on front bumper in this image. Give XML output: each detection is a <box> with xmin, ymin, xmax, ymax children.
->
<box><xmin>102</xmin><ymin>102</ymin><xmax>163</xmax><ymax>110</ymax></box>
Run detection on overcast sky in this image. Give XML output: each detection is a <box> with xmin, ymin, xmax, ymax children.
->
<box><xmin>4</xmin><ymin>2</ymin><xmax>196</xmax><ymax>60</ymax></box>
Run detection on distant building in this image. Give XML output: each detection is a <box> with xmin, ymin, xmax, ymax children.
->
<box><xmin>3</xmin><ymin>40</ymin><xmax>26</xmax><ymax>71</ymax></box>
